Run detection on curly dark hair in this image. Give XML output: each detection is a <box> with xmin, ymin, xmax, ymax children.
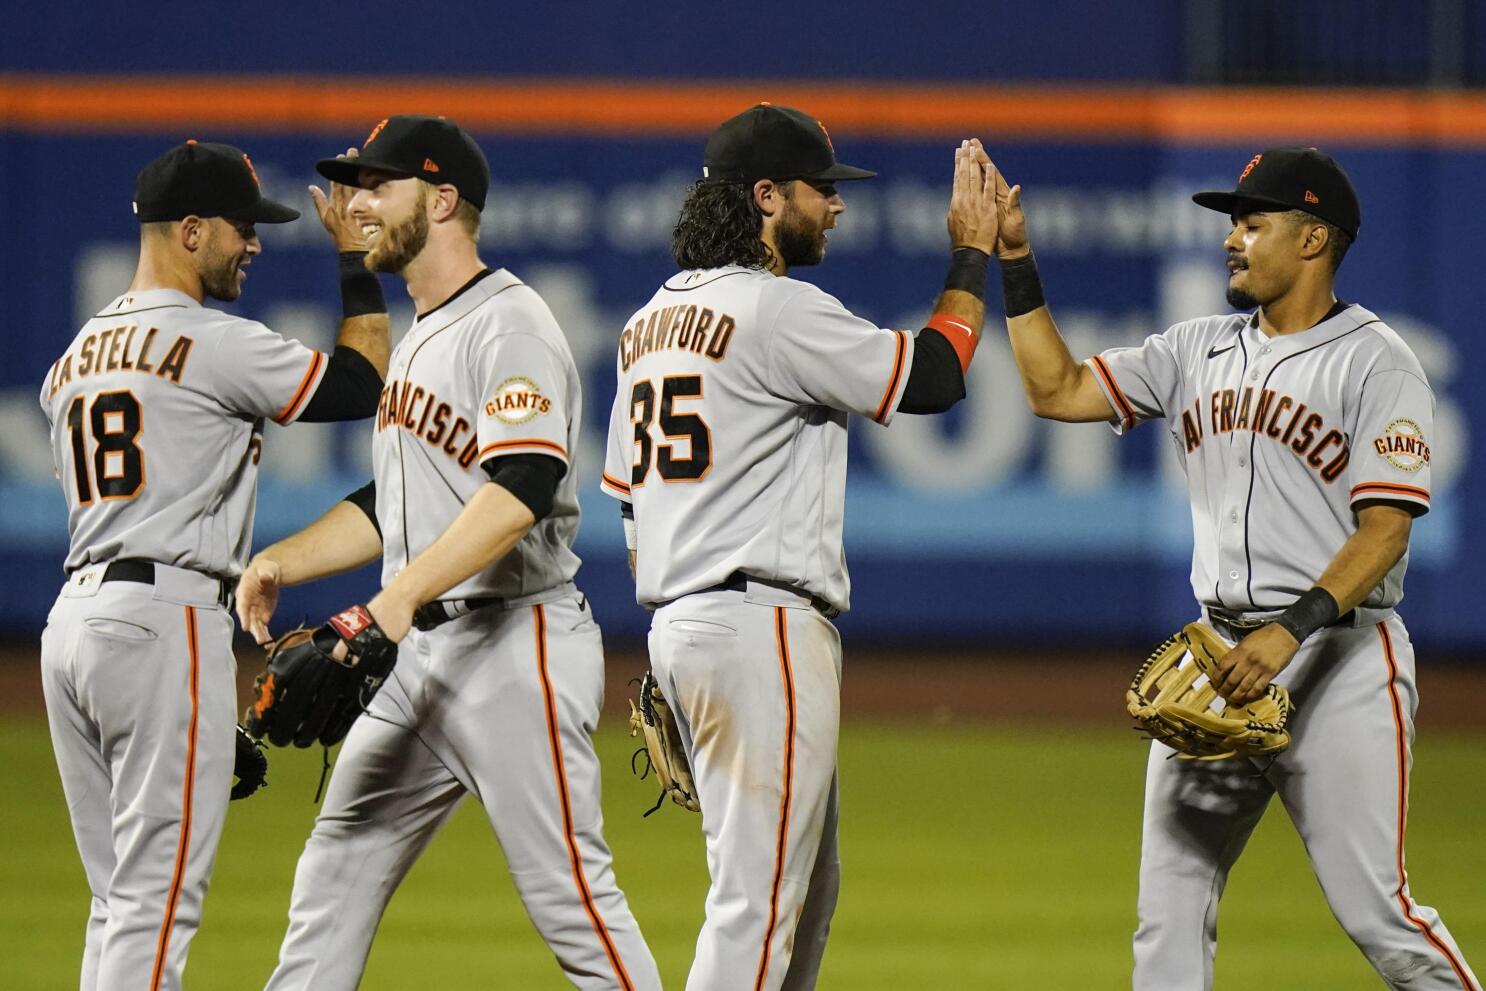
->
<box><xmin>671</xmin><ymin>179</ymin><xmax>775</xmax><ymax>271</ymax></box>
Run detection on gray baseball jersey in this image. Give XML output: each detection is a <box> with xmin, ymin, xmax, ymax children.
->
<box><xmin>372</xmin><ymin>270</ymin><xmax>582</xmax><ymax>600</ymax></box>
<box><xmin>1090</xmin><ymin>302</ymin><xmax>1478</xmax><ymax>990</ymax></box>
<box><xmin>42</xmin><ymin>289</ymin><xmax>328</xmax><ymax>577</ymax></box>
<box><xmin>600</xmin><ymin>265</ymin><xmax>913</xmax><ymax>612</ymax></box>
<box><xmin>266</xmin><ymin>268</ymin><xmax>660</xmax><ymax>991</ymax></box>
<box><xmin>40</xmin><ymin>287</ymin><xmax>330</xmax><ymax>991</ymax></box>
<box><xmin>602</xmin><ymin>264</ymin><xmax>918</xmax><ymax>990</ymax></box>
<box><xmin>1089</xmin><ymin>303</ymin><xmax>1432</xmax><ymax>623</ymax></box>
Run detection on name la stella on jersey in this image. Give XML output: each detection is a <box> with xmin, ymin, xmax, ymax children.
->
<box><xmin>46</xmin><ymin>323</ymin><xmax>195</xmax><ymax>400</ymax></box>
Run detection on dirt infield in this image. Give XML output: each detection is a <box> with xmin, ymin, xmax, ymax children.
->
<box><xmin>3</xmin><ymin>639</ymin><xmax>1481</xmax><ymax>731</ymax></box>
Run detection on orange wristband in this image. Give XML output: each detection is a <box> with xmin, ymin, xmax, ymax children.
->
<box><xmin>926</xmin><ymin>313</ymin><xmax>979</xmax><ymax>374</ymax></box>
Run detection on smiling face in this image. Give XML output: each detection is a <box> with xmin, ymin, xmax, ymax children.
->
<box><xmin>197</xmin><ymin>217</ymin><xmax>259</xmax><ymax>302</ymax></box>
<box><xmin>772</xmin><ymin>178</ymin><xmax>844</xmax><ymax>269</ymax></box>
<box><xmin>349</xmin><ymin>170</ymin><xmax>431</xmax><ymax>274</ymax></box>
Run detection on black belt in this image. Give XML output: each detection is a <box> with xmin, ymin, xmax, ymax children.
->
<box><xmin>411</xmin><ymin>596</ymin><xmax>501</xmax><ymax>631</ymax></box>
<box><xmin>1207</xmin><ymin>607</ymin><xmax>1355</xmax><ymax>642</ymax></box>
<box><xmin>701</xmin><ymin>572</ymin><xmax>841</xmax><ymax>620</ymax></box>
<box><xmin>95</xmin><ymin>559</ymin><xmax>234</xmax><ymax>609</ymax></box>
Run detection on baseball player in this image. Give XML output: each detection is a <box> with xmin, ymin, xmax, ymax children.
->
<box><xmin>234</xmin><ymin>115</ymin><xmax>661</xmax><ymax>991</ymax></box>
<box><xmin>38</xmin><ymin>140</ymin><xmax>390</xmax><ymax>990</ymax></box>
<box><xmin>987</xmin><ymin>147</ymin><xmax>1479</xmax><ymax>989</ymax></box>
<box><xmin>600</xmin><ymin>104</ymin><xmax>1000</xmax><ymax>990</ymax></box>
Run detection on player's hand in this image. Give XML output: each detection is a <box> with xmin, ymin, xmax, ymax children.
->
<box><xmin>236</xmin><ymin>557</ymin><xmax>282</xmax><ymax>646</ymax></box>
<box><xmin>947</xmin><ymin>139</ymin><xmax>999</xmax><ymax>255</ymax></box>
<box><xmin>310</xmin><ymin>147</ymin><xmax>367</xmax><ymax>253</ymax></box>
<box><xmin>1211</xmin><ymin>624</ymin><xmax>1299</xmax><ymax>706</ymax></box>
<box><xmin>995</xmin><ymin>172</ymin><xmax>1031</xmax><ymax>260</ymax></box>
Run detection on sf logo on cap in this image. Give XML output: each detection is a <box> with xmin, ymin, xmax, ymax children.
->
<box><xmin>365</xmin><ymin>118</ymin><xmax>389</xmax><ymax>147</ymax></box>
<box><xmin>1238</xmin><ymin>154</ymin><xmax>1263</xmax><ymax>182</ymax></box>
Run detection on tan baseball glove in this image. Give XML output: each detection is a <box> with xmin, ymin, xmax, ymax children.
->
<box><xmin>628</xmin><ymin>671</ymin><xmax>700</xmax><ymax>816</ymax></box>
<box><xmin>1127</xmin><ymin>621</ymin><xmax>1294</xmax><ymax>761</ymax></box>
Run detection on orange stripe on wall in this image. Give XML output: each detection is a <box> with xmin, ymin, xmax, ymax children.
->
<box><xmin>6</xmin><ymin>75</ymin><xmax>1486</xmax><ymax>145</ymax></box>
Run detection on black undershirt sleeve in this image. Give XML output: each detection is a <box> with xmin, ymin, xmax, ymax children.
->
<box><xmin>342</xmin><ymin>479</ymin><xmax>380</xmax><ymax>537</ymax></box>
<box><xmin>898</xmin><ymin>328</ymin><xmax>967</xmax><ymax>414</ymax></box>
<box><xmin>482</xmin><ymin>454</ymin><xmax>567</xmax><ymax>522</ymax></box>
<box><xmin>298</xmin><ymin>346</ymin><xmax>385</xmax><ymax>422</ymax></box>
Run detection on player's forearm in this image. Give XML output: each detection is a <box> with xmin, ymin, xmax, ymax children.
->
<box><xmin>930</xmin><ymin>287</ymin><xmax>985</xmax><ymax>337</ymax></box>
<box><xmin>252</xmin><ymin>501</ymin><xmax>383</xmax><ymax>587</ymax></box>
<box><xmin>1003</xmin><ymin>307</ymin><xmax>1103</xmax><ymax>421</ymax></box>
<box><xmin>1313</xmin><ymin>505</ymin><xmax>1412</xmax><ymax>615</ymax></box>
<box><xmin>335</xmin><ymin>313</ymin><xmax>391</xmax><ymax>379</ymax></box>
<box><xmin>376</xmin><ymin>482</ymin><xmax>535</xmax><ymax>612</ymax></box>
<box><xmin>334</xmin><ymin>252</ymin><xmax>391</xmax><ymax>377</ymax></box>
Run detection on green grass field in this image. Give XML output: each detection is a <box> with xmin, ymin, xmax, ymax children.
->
<box><xmin>2</xmin><ymin>716</ymin><xmax>1481</xmax><ymax>989</ymax></box>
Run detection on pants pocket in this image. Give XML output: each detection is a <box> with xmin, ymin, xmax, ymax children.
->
<box><xmin>667</xmin><ymin>617</ymin><xmax>738</xmax><ymax>638</ymax></box>
<box><xmin>83</xmin><ymin>616</ymin><xmax>159</xmax><ymax>642</ymax></box>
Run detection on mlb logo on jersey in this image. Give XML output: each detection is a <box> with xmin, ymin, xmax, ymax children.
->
<box><xmin>1374</xmin><ymin>417</ymin><xmax>1430</xmax><ymax>472</ymax></box>
<box><xmin>486</xmin><ymin>376</ymin><xmax>552</xmax><ymax>424</ymax></box>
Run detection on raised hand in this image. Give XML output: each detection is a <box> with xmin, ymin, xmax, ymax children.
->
<box><xmin>947</xmin><ymin>139</ymin><xmax>1000</xmax><ymax>254</ymax></box>
<box><xmin>994</xmin><ymin>168</ymin><xmax>1030</xmax><ymax>260</ymax></box>
<box><xmin>309</xmin><ymin>147</ymin><xmax>367</xmax><ymax>252</ymax></box>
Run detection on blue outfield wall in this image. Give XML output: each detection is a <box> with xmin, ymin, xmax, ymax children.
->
<box><xmin>1</xmin><ymin>130</ymin><xmax>1480</xmax><ymax>646</ymax></box>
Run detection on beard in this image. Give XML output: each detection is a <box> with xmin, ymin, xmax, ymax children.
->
<box><xmin>774</xmin><ymin>199</ymin><xmax>828</xmax><ymax>269</ymax></box>
<box><xmin>366</xmin><ymin>203</ymin><xmax>430</xmax><ymax>274</ymax></box>
<box><xmin>200</xmin><ymin>242</ymin><xmax>243</xmax><ymax>302</ymax></box>
<box><xmin>1226</xmin><ymin>284</ymin><xmax>1259</xmax><ymax>309</ymax></box>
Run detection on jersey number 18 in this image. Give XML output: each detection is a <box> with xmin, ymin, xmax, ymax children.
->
<box><xmin>65</xmin><ymin>391</ymin><xmax>144</xmax><ymax>504</ymax></box>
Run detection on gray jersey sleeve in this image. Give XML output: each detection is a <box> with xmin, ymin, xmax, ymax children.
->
<box><xmin>600</xmin><ymin>365</ymin><xmax>634</xmax><ymax>503</ymax></box>
<box><xmin>197</xmin><ymin>318</ymin><xmax>328</xmax><ymax>424</ymax></box>
<box><xmin>764</xmin><ymin>284</ymin><xmax>913</xmax><ymax>425</ymax></box>
<box><xmin>1088</xmin><ymin>323</ymin><xmax>1186</xmax><ymax>433</ymax></box>
<box><xmin>1348</xmin><ymin>366</ymin><xmax>1434</xmax><ymax>516</ymax></box>
<box><xmin>471</xmin><ymin>330</ymin><xmax>573</xmax><ymax>467</ymax></box>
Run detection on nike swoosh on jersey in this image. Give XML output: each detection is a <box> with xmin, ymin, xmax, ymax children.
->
<box><xmin>1206</xmin><ymin>343</ymin><xmax>1237</xmax><ymax>359</ymax></box>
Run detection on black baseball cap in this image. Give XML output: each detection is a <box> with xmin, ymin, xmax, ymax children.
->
<box><xmin>1192</xmin><ymin>147</ymin><xmax>1360</xmax><ymax>239</ymax></box>
<box><xmin>703</xmin><ymin>103</ymin><xmax>875</xmax><ymax>184</ymax></box>
<box><xmin>134</xmin><ymin>140</ymin><xmax>300</xmax><ymax>224</ymax></box>
<box><xmin>317</xmin><ymin>115</ymin><xmax>491</xmax><ymax>211</ymax></box>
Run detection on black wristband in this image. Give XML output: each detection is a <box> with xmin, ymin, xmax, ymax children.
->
<box><xmin>339</xmin><ymin>252</ymin><xmax>387</xmax><ymax>318</ymax></box>
<box><xmin>944</xmin><ymin>247</ymin><xmax>990</xmax><ymax>300</ymax></box>
<box><xmin>1273</xmin><ymin>587</ymin><xmax>1340</xmax><ymax>644</ymax></box>
<box><xmin>1000</xmin><ymin>250</ymin><xmax>1046</xmax><ymax>318</ymax></box>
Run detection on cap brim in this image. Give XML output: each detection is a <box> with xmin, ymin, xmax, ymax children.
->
<box><xmin>231</xmin><ymin>197</ymin><xmax>301</xmax><ymax>224</ymax></box>
<box><xmin>315</xmin><ymin>155</ymin><xmax>416</xmax><ymax>187</ymax></box>
<box><xmin>1191</xmin><ymin>190</ymin><xmax>1294</xmax><ymax>217</ymax></box>
<box><xmin>808</xmin><ymin>162</ymin><xmax>877</xmax><ymax>181</ymax></box>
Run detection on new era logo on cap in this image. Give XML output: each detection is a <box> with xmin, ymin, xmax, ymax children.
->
<box><xmin>318</xmin><ymin>115</ymin><xmax>490</xmax><ymax>211</ymax></box>
<box><xmin>1192</xmin><ymin>146</ymin><xmax>1360</xmax><ymax>239</ymax></box>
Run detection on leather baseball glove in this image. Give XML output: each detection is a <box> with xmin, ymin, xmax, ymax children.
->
<box><xmin>629</xmin><ymin>670</ymin><xmax>700</xmax><ymax>816</ymax></box>
<box><xmin>1126</xmin><ymin>621</ymin><xmax>1293</xmax><ymax>761</ymax></box>
<box><xmin>231</xmin><ymin>724</ymin><xmax>268</xmax><ymax>800</ymax></box>
<box><xmin>243</xmin><ymin>604</ymin><xmax>398</xmax><ymax>749</ymax></box>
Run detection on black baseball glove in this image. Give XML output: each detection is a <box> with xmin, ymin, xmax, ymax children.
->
<box><xmin>231</xmin><ymin>724</ymin><xmax>268</xmax><ymax>800</ymax></box>
<box><xmin>242</xmin><ymin>604</ymin><xmax>398</xmax><ymax>748</ymax></box>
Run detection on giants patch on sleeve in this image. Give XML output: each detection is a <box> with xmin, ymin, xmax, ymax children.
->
<box><xmin>1373</xmin><ymin>418</ymin><xmax>1430</xmax><ymax>472</ymax></box>
<box><xmin>485</xmin><ymin>376</ymin><xmax>552</xmax><ymax>424</ymax></box>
